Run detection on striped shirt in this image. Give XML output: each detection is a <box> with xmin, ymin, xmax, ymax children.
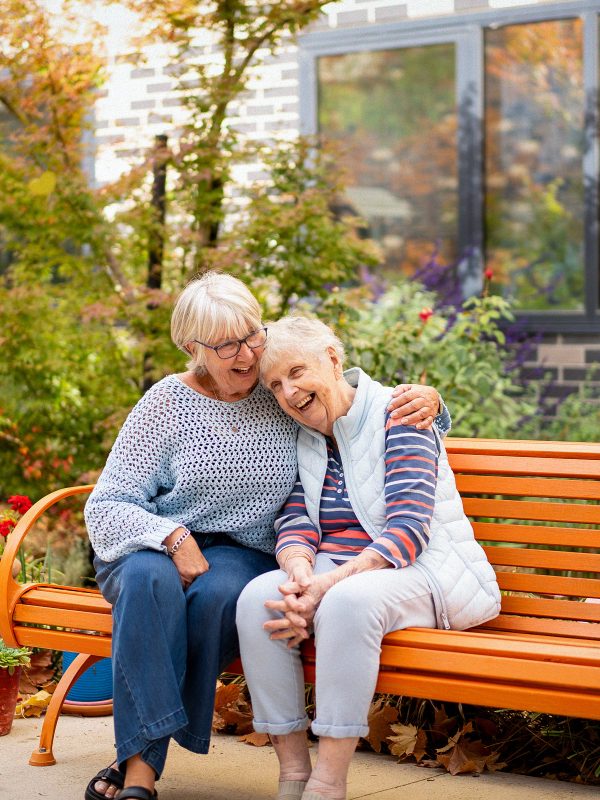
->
<box><xmin>275</xmin><ymin>413</ymin><xmax>439</xmax><ymax>569</ymax></box>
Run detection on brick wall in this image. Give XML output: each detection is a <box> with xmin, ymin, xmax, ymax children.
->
<box><xmin>86</xmin><ymin>0</ymin><xmax>595</xmax><ymax>397</ymax></box>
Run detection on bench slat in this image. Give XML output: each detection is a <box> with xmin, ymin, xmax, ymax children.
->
<box><xmin>375</xmin><ymin>647</ymin><xmax>600</xmax><ymax>691</ymax></box>
<box><xmin>479</xmin><ymin>614</ymin><xmax>600</xmax><ymax>639</ymax></box>
<box><xmin>457</xmin><ymin>475</ymin><xmax>600</xmax><ymax>500</ymax></box>
<box><xmin>496</xmin><ymin>571</ymin><xmax>600</xmax><ymax>598</ymax></box>
<box><xmin>483</xmin><ymin>545</ymin><xmax>600</xmax><ymax>573</ymax></box>
<box><xmin>496</xmin><ymin>595</ymin><xmax>600</xmax><ymax>622</ymax></box>
<box><xmin>464</xmin><ymin>497</ymin><xmax>600</xmax><ymax>524</ymax></box>
<box><xmin>20</xmin><ymin>587</ymin><xmax>110</xmax><ymax>613</ymax></box>
<box><xmin>381</xmin><ymin>628</ymin><xmax>600</xmax><ymax>660</ymax></box>
<box><xmin>449</xmin><ymin>454</ymin><xmax>600</xmax><ymax>479</ymax></box>
<box><xmin>446</xmin><ymin>439</ymin><xmax>600</xmax><ymax>459</ymax></box>
<box><xmin>13</xmin><ymin>625</ymin><xmax>112</xmax><ymax>657</ymax></box>
<box><xmin>14</xmin><ymin>604</ymin><xmax>112</xmax><ymax>634</ymax></box>
<box><xmin>371</xmin><ymin>670</ymin><xmax>600</xmax><ymax>719</ymax></box>
<box><xmin>473</xmin><ymin>522</ymin><xmax>600</xmax><ymax>548</ymax></box>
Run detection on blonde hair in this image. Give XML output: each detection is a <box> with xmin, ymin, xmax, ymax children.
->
<box><xmin>171</xmin><ymin>271</ymin><xmax>262</xmax><ymax>372</ymax></box>
<box><xmin>259</xmin><ymin>315</ymin><xmax>345</xmax><ymax>381</ymax></box>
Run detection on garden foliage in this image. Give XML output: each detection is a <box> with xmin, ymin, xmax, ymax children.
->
<box><xmin>0</xmin><ymin>0</ymin><xmax>595</xmax><ymax>503</ymax></box>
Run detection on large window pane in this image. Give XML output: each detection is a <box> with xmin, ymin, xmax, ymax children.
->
<box><xmin>318</xmin><ymin>44</ymin><xmax>457</xmax><ymax>277</ymax></box>
<box><xmin>485</xmin><ymin>19</ymin><xmax>584</xmax><ymax>311</ymax></box>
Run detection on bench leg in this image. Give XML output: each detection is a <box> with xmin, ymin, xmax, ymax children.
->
<box><xmin>29</xmin><ymin>653</ymin><xmax>102</xmax><ymax>766</ymax></box>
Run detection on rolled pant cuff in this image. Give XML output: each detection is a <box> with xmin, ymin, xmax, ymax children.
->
<box><xmin>311</xmin><ymin>722</ymin><xmax>369</xmax><ymax>738</ymax></box>
<box><xmin>252</xmin><ymin>716</ymin><xmax>310</xmax><ymax>735</ymax></box>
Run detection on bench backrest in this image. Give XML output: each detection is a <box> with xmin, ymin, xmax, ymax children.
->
<box><xmin>446</xmin><ymin>438</ymin><xmax>600</xmax><ymax>642</ymax></box>
<box><xmin>5</xmin><ymin>438</ymin><xmax>600</xmax><ymax>655</ymax></box>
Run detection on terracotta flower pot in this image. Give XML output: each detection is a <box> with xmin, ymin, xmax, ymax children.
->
<box><xmin>0</xmin><ymin>666</ymin><xmax>21</xmax><ymax>736</ymax></box>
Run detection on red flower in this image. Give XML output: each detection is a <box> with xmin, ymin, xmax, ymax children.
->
<box><xmin>484</xmin><ymin>267</ymin><xmax>494</xmax><ymax>280</ymax></box>
<box><xmin>0</xmin><ymin>518</ymin><xmax>16</xmax><ymax>538</ymax></box>
<box><xmin>419</xmin><ymin>307</ymin><xmax>433</xmax><ymax>323</ymax></box>
<box><xmin>8</xmin><ymin>495</ymin><xmax>33</xmax><ymax>515</ymax></box>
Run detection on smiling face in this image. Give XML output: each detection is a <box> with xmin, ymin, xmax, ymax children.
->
<box><xmin>200</xmin><ymin>329</ymin><xmax>265</xmax><ymax>400</ymax></box>
<box><xmin>262</xmin><ymin>347</ymin><xmax>355</xmax><ymax>435</ymax></box>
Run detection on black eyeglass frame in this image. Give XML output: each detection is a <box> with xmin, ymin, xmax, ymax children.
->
<box><xmin>192</xmin><ymin>326</ymin><xmax>268</xmax><ymax>359</ymax></box>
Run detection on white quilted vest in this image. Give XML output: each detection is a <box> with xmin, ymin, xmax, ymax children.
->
<box><xmin>296</xmin><ymin>368</ymin><xmax>501</xmax><ymax>630</ymax></box>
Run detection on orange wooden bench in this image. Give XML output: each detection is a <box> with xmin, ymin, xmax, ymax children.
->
<box><xmin>1</xmin><ymin>438</ymin><xmax>599</xmax><ymax>766</ymax></box>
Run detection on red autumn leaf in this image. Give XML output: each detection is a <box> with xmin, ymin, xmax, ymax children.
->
<box><xmin>365</xmin><ymin>699</ymin><xmax>399</xmax><ymax>753</ymax></box>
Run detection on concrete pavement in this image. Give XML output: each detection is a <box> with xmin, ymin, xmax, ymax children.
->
<box><xmin>1</xmin><ymin>715</ymin><xmax>598</xmax><ymax>800</ymax></box>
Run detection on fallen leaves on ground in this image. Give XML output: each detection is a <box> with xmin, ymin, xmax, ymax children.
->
<box><xmin>365</xmin><ymin>699</ymin><xmax>399</xmax><ymax>752</ymax></box>
<box><xmin>212</xmin><ymin>680</ymin><xmax>254</xmax><ymax>735</ymax></box>
<box><xmin>388</xmin><ymin>723</ymin><xmax>428</xmax><ymax>763</ymax></box>
<box><xmin>238</xmin><ymin>732</ymin><xmax>270</xmax><ymax>747</ymax></box>
<box><xmin>15</xmin><ymin>689</ymin><xmax>53</xmax><ymax>718</ymax></box>
<box><xmin>19</xmin><ymin>650</ymin><xmax>55</xmax><ymax>695</ymax></box>
<box><xmin>435</xmin><ymin>722</ymin><xmax>506</xmax><ymax>775</ymax></box>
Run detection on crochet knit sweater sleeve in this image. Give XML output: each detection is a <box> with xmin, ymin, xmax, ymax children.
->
<box><xmin>84</xmin><ymin>382</ymin><xmax>186</xmax><ymax>560</ymax></box>
<box><xmin>85</xmin><ymin>376</ymin><xmax>298</xmax><ymax>562</ymax></box>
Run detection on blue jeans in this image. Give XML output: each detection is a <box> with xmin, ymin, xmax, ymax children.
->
<box><xmin>94</xmin><ymin>535</ymin><xmax>277</xmax><ymax>778</ymax></box>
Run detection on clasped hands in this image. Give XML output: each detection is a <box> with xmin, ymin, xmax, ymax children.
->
<box><xmin>264</xmin><ymin>558</ymin><xmax>326</xmax><ymax>648</ymax></box>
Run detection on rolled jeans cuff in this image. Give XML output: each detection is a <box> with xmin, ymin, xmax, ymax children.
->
<box><xmin>311</xmin><ymin>722</ymin><xmax>369</xmax><ymax>739</ymax></box>
<box><xmin>252</xmin><ymin>716</ymin><xmax>310</xmax><ymax>735</ymax></box>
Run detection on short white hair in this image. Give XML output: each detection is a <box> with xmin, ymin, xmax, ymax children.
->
<box><xmin>260</xmin><ymin>315</ymin><xmax>345</xmax><ymax>381</ymax></box>
<box><xmin>171</xmin><ymin>271</ymin><xmax>262</xmax><ymax>372</ymax></box>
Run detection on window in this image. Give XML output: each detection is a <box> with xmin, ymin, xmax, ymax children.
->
<box><xmin>318</xmin><ymin>44</ymin><xmax>457</xmax><ymax>276</ymax></box>
<box><xmin>485</xmin><ymin>19</ymin><xmax>584</xmax><ymax>312</ymax></box>
<box><xmin>299</xmin><ymin>1</ymin><xmax>600</xmax><ymax>330</ymax></box>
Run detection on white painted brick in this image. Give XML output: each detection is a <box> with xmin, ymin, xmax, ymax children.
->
<box><xmin>406</xmin><ymin>0</ymin><xmax>455</xmax><ymax>17</ymax></box>
<box><xmin>538</xmin><ymin>344</ymin><xmax>586</xmax><ymax>367</ymax></box>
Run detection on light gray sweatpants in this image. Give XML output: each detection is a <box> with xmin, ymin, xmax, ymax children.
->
<box><xmin>236</xmin><ymin>553</ymin><xmax>437</xmax><ymax>739</ymax></box>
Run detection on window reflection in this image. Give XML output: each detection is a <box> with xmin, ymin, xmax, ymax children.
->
<box><xmin>318</xmin><ymin>45</ymin><xmax>457</xmax><ymax>277</ymax></box>
<box><xmin>484</xmin><ymin>19</ymin><xmax>584</xmax><ymax>311</ymax></box>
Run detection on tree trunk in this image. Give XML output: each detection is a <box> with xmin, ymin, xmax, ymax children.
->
<box><xmin>142</xmin><ymin>134</ymin><xmax>169</xmax><ymax>393</ymax></box>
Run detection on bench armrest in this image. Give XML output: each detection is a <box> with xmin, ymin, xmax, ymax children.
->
<box><xmin>0</xmin><ymin>485</ymin><xmax>95</xmax><ymax>646</ymax></box>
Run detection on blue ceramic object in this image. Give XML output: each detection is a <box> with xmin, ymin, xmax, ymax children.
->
<box><xmin>62</xmin><ymin>652</ymin><xmax>113</xmax><ymax>702</ymax></box>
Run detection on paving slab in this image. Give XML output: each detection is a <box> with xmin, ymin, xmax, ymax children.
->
<box><xmin>1</xmin><ymin>715</ymin><xmax>598</xmax><ymax>800</ymax></box>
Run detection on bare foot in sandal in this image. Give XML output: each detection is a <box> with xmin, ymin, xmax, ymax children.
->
<box><xmin>85</xmin><ymin>763</ymin><xmax>124</xmax><ymax>800</ymax></box>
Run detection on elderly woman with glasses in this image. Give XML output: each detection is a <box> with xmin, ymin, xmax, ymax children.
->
<box><xmin>236</xmin><ymin>316</ymin><xmax>500</xmax><ymax>800</ymax></box>
<box><xmin>83</xmin><ymin>272</ymin><xmax>449</xmax><ymax>800</ymax></box>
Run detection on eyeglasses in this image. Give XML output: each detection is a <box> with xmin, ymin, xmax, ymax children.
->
<box><xmin>192</xmin><ymin>327</ymin><xmax>268</xmax><ymax>360</ymax></box>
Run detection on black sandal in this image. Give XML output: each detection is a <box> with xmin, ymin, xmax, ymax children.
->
<box><xmin>118</xmin><ymin>789</ymin><xmax>158</xmax><ymax>800</ymax></box>
<box><xmin>85</xmin><ymin>765</ymin><xmax>124</xmax><ymax>800</ymax></box>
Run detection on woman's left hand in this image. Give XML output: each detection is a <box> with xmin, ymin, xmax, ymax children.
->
<box><xmin>263</xmin><ymin>575</ymin><xmax>326</xmax><ymax>647</ymax></box>
<box><xmin>387</xmin><ymin>383</ymin><xmax>440</xmax><ymax>430</ymax></box>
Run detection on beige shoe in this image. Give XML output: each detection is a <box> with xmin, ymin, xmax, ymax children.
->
<box><xmin>277</xmin><ymin>780</ymin><xmax>308</xmax><ymax>800</ymax></box>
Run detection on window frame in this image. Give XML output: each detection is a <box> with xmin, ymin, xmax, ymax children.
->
<box><xmin>299</xmin><ymin>1</ymin><xmax>600</xmax><ymax>332</ymax></box>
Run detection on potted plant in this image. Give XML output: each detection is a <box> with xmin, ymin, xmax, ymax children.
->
<box><xmin>0</xmin><ymin>639</ymin><xmax>31</xmax><ymax>735</ymax></box>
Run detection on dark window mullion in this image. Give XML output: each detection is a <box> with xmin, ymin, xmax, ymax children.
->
<box><xmin>583</xmin><ymin>11</ymin><xmax>600</xmax><ymax>316</ymax></box>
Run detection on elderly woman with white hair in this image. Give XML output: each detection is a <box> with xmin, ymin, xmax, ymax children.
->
<box><xmin>236</xmin><ymin>316</ymin><xmax>501</xmax><ymax>800</ymax></box>
<box><xmin>83</xmin><ymin>272</ymin><xmax>448</xmax><ymax>800</ymax></box>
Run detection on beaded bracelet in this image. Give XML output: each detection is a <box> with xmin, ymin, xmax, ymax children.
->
<box><xmin>167</xmin><ymin>528</ymin><xmax>191</xmax><ymax>557</ymax></box>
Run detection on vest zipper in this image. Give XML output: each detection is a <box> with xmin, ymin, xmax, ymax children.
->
<box><xmin>413</xmin><ymin>561</ymin><xmax>451</xmax><ymax>630</ymax></box>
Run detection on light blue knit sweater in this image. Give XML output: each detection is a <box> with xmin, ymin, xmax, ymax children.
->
<box><xmin>85</xmin><ymin>375</ymin><xmax>298</xmax><ymax>561</ymax></box>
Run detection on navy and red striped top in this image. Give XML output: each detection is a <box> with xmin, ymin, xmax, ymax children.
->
<box><xmin>275</xmin><ymin>413</ymin><xmax>439</xmax><ymax>569</ymax></box>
